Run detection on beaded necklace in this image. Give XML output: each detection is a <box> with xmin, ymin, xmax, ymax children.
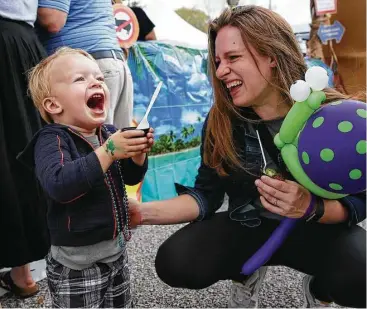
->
<box><xmin>102</xmin><ymin>125</ymin><xmax>132</xmax><ymax>247</ymax></box>
<box><xmin>69</xmin><ymin>126</ymin><xmax>131</xmax><ymax>248</ymax></box>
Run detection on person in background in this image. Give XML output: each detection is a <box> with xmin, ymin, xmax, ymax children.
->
<box><xmin>0</xmin><ymin>0</ymin><xmax>49</xmax><ymax>298</ymax></box>
<box><xmin>130</xmin><ymin>6</ymin><xmax>156</xmax><ymax>41</ymax></box>
<box><xmin>37</xmin><ymin>0</ymin><xmax>133</xmax><ymax>129</ymax></box>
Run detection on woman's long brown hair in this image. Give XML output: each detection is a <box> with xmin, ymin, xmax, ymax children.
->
<box><xmin>204</xmin><ymin>6</ymin><xmax>363</xmax><ymax>176</ymax></box>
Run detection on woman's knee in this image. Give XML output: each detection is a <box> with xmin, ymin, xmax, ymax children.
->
<box><xmin>155</xmin><ymin>238</ymin><xmax>214</xmax><ymax>290</ymax></box>
<box><xmin>327</xmin><ymin>268</ymin><xmax>366</xmax><ymax>307</ymax></box>
<box><xmin>324</xmin><ymin>227</ymin><xmax>366</xmax><ymax>307</ymax></box>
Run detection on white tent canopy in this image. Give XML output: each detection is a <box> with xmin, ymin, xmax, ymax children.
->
<box><xmin>141</xmin><ymin>0</ymin><xmax>208</xmax><ymax>49</ymax></box>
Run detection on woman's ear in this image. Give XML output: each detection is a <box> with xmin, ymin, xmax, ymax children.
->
<box><xmin>269</xmin><ymin>57</ymin><xmax>277</xmax><ymax>68</ymax></box>
<box><xmin>42</xmin><ymin>97</ymin><xmax>63</xmax><ymax>115</ymax></box>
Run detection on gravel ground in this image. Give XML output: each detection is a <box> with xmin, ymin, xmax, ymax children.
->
<box><xmin>0</xmin><ymin>202</ymin><xmax>357</xmax><ymax>308</ymax></box>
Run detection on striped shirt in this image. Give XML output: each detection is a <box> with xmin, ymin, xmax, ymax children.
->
<box><xmin>38</xmin><ymin>0</ymin><xmax>121</xmax><ymax>55</ymax></box>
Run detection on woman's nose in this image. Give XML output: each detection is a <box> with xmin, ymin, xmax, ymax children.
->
<box><xmin>216</xmin><ymin>63</ymin><xmax>230</xmax><ymax>79</ymax></box>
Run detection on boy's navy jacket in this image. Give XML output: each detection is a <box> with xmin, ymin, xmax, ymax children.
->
<box><xmin>18</xmin><ymin>123</ymin><xmax>147</xmax><ymax>247</ymax></box>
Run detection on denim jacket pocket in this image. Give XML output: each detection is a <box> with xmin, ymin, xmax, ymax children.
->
<box><xmin>229</xmin><ymin>201</ymin><xmax>262</xmax><ymax>227</ymax></box>
<box><xmin>244</xmin><ymin>137</ymin><xmax>262</xmax><ymax>173</ymax></box>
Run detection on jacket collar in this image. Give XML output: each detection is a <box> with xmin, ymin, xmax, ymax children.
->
<box><xmin>17</xmin><ymin>123</ymin><xmax>112</xmax><ymax>170</ymax></box>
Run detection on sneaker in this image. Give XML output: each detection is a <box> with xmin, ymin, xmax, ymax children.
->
<box><xmin>228</xmin><ymin>266</ymin><xmax>267</xmax><ymax>308</ymax></box>
<box><xmin>302</xmin><ymin>275</ymin><xmax>332</xmax><ymax>308</ymax></box>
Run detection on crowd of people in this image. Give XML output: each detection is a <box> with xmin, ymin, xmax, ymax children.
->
<box><xmin>0</xmin><ymin>1</ymin><xmax>365</xmax><ymax>308</ymax></box>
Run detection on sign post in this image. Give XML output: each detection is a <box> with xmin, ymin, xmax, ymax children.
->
<box><xmin>314</xmin><ymin>0</ymin><xmax>337</xmax><ymax>16</ymax></box>
<box><xmin>317</xmin><ymin>20</ymin><xmax>345</xmax><ymax>45</ymax></box>
<box><xmin>113</xmin><ymin>4</ymin><xmax>139</xmax><ymax>49</ymax></box>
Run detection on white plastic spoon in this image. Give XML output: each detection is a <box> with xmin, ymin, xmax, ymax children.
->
<box><xmin>137</xmin><ymin>81</ymin><xmax>163</xmax><ymax>129</ymax></box>
<box><xmin>256</xmin><ymin>129</ymin><xmax>269</xmax><ymax>174</ymax></box>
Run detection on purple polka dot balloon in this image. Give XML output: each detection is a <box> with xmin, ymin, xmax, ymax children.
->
<box><xmin>298</xmin><ymin>100</ymin><xmax>366</xmax><ymax>194</ymax></box>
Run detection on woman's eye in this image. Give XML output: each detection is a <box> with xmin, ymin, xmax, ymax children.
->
<box><xmin>74</xmin><ymin>76</ymin><xmax>84</xmax><ymax>82</ymax></box>
<box><xmin>229</xmin><ymin>55</ymin><xmax>239</xmax><ymax>61</ymax></box>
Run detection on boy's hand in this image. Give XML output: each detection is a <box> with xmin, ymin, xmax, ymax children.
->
<box><xmin>103</xmin><ymin>129</ymin><xmax>150</xmax><ymax>160</ymax></box>
<box><xmin>131</xmin><ymin>128</ymin><xmax>155</xmax><ymax>165</ymax></box>
<box><xmin>143</xmin><ymin>128</ymin><xmax>155</xmax><ymax>153</ymax></box>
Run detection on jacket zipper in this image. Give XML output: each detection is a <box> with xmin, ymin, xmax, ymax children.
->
<box><xmin>67</xmin><ymin>127</ymin><xmax>117</xmax><ymax>238</ymax></box>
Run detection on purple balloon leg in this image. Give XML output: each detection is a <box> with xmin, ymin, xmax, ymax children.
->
<box><xmin>241</xmin><ymin>195</ymin><xmax>316</xmax><ymax>276</ymax></box>
<box><xmin>241</xmin><ymin>218</ymin><xmax>297</xmax><ymax>275</ymax></box>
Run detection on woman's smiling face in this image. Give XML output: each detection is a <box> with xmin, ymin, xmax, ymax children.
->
<box><xmin>215</xmin><ymin>25</ymin><xmax>276</xmax><ymax>108</ymax></box>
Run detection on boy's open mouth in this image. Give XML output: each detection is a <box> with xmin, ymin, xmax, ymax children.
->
<box><xmin>87</xmin><ymin>93</ymin><xmax>105</xmax><ymax>113</ymax></box>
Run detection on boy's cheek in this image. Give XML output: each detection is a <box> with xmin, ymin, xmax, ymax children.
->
<box><xmin>102</xmin><ymin>83</ymin><xmax>111</xmax><ymax>108</ymax></box>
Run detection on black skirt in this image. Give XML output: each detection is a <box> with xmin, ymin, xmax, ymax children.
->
<box><xmin>0</xmin><ymin>18</ymin><xmax>50</xmax><ymax>267</ymax></box>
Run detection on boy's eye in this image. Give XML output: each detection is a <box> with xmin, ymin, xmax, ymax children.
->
<box><xmin>97</xmin><ymin>77</ymin><xmax>105</xmax><ymax>82</ymax></box>
<box><xmin>74</xmin><ymin>76</ymin><xmax>85</xmax><ymax>82</ymax></box>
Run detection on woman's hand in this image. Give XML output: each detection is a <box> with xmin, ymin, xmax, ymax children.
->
<box><xmin>255</xmin><ymin>175</ymin><xmax>312</xmax><ymax>219</ymax></box>
<box><xmin>128</xmin><ymin>198</ymin><xmax>143</xmax><ymax>228</ymax></box>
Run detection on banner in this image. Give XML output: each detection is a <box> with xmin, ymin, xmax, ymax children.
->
<box><xmin>127</xmin><ymin>41</ymin><xmax>212</xmax><ymax>201</ymax></box>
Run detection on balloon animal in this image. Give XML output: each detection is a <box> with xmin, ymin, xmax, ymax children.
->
<box><xmin>241</xmin><ymin>66</ymin><xmax>366</xmax><ymax>275</ymax></box>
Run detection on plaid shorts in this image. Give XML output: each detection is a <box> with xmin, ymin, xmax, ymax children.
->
<box><xmin>46</xmin><ymin>248</ymin><xmax>132</xmax><ymax>308</ymax></box>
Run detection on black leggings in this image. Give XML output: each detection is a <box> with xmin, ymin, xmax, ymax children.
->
<box><xmin>155</xmin><ymin>212</ymin><xmax>366</xmax><ymax>308</ymax></box>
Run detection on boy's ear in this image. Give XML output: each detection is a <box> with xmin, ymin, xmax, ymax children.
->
<box><xmin>42</xmin><ymin>97</ymin><xmax>63</xmax><ymax>115</ymax></box>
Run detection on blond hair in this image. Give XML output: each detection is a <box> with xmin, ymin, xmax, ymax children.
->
<box><xmin>28</xmin><ymin>47</ymin><xmax>96</xmax><ymax>123</ymax></box>
<box><xmin>204</xmin><ymin>6</ymin><xmax>357</xmax><ymax>176</ymax></box>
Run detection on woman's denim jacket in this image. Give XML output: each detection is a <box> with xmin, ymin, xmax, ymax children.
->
<box><xmin>176</xmin><ymin>115</ymin><xmax>366</xmax><ymax>227</ymax></box>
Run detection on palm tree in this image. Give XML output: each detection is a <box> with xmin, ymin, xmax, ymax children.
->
<box><xmin>187</xmin><ymin>125</ymin><xmax>195</xmax><ymax>136</ymax></box>
<box><xmin>181</xmin><ymin>127</ymin><xmax>190</xmax><ymax>139</ymax></box>
<box><xmin>168</xmin><ymin>130</ymin><xmax>176</xmax><ymax>143</ymax></box>
<box><xmin>156</xmin><ymin>135</ymin><xmax>174</xmax><ymax>153</ymax></box>
<box><xmin>174</xmin><ymin>139</ymin><xmax>185</xmax><ymax>151</ymax></box>
<box><xmin>188</xmin><ymin>136</ymin><xmax>201</xmax><ymax>148</ymax></box>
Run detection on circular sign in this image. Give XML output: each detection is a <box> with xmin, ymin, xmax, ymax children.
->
<box><xmin>113</xmin><ymin>4</ymin><xmax>139</xmax><ymax>48</ymax></box>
